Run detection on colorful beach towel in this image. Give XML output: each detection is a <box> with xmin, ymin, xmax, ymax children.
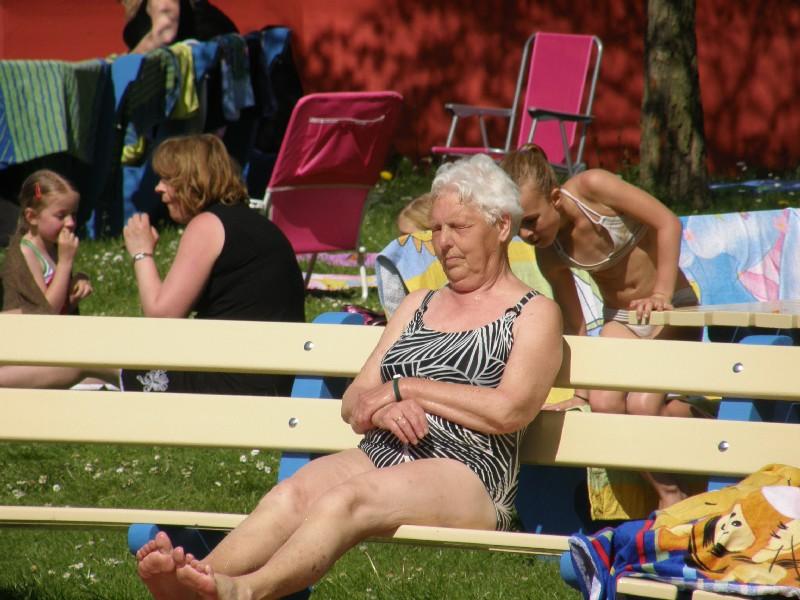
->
<box><xmin>306</xmin><ymin>272</ymin><xmax>376</xmax><ymax>292</ymax></box>
<box><xmin>587</xmin><ymin>208</ymin><xmax>800</xmax><ymax>523</ymax></box>
<box><xmin>569</xmin><ymin>464</ymin><xmax>800</xmax><ymax>600</ymax></box>
<box><xmin>680</xmin><ymin>208</ymin><xmax>800</xmax><ymax>305</ymax></box>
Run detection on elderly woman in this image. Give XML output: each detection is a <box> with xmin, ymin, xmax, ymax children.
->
<box><xmin>135</xmin><ymin>153</ymin><xmax>563</xmax><ymax>600</ymax></box>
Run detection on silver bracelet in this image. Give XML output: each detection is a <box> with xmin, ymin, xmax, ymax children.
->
<box><xmin>132</xmin><ymin>252</ymin><xmax>153</xmax><ymax>263</ymax></box>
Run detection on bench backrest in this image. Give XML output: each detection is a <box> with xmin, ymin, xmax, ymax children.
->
<box><xmin>2</xmin><ymin>313</ymin><xmax>799</xmax><ymax>478</ymax></box>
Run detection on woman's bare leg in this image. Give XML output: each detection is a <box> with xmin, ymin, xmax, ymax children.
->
<box><xmin>175</xmin><ymin>457</ymin><xmax>496</xmax><ymax>600</ymax></box>
<box><xmin>0</xmin><ymin>366</ymin><xmax>118</xmax><ymax>388</ymax></box>
<box><xmin>203</xmin><ymin>449</ymin><xmax>375</xmax><ymax>575</ymax></box>
<box><xmin>136</xmin><ymin>448</ymin><xmax>375</xmax><ymax>599</ymax></box>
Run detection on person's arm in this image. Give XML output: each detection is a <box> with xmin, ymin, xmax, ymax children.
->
<box><xmin>129</xmin><ymin>0</ymin><xmax>180</xmax><ymax>54</ymax></box>
<box><xmin>392</xmin><ymin>295</ymin><xmax>563</xmax><ymax>435</ymax></box>
<box><xmin>21</xmin><ymin>229</ymin><xmax>78</xmax><ymax>313</ymax></box>
<box><xmin>123</xmin><ymin>211</ymin><xmax>223</xmax><ymax>318</ymax></box>
<box><xmin>536</xmin><ymin>246</ymin><xmax>586</xmax><ymax>336</ymax></box>
<box><xmin>577</xmin><ymin>169</ymin><xmax>683</xmax><ymax>316</ymax></box>
<box><xmin>67</xmin><ymin>272</ymin><xmax>93</xmax><ymax>311</ymax></box>
<box><xmin>342</xmin><ymin>289</ymin><xmax>429</xmax><ymax>430</ymax></box>
<box><xmin>534</xmin><ymin>247</ymin><xmax>590</xmax><ymax>407</ymax></box>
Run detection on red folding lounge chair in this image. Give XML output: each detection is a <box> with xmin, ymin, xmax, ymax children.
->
<box><xmin>252</xmin><ymin>91</ymin><xmax>403</xmax><ymax>300</ymax></box>
<box><xmin>431</xmin><ymin>32</ymin><xmax>602</xmax><ymax>175</ymax></box>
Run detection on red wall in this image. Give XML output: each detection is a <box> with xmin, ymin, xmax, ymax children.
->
<box><xmin>2</xmin><ymin>0</ymin><xmax>799</xmax><ymax>175</ymax></box>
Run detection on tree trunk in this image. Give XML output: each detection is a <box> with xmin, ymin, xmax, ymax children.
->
<box><xmin>640</xmin><ymin>0</ymin><xmax>709</xmax><ymax>210</ymax></box>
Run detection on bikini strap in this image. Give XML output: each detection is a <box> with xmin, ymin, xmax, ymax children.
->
<box><xmin>560</xmin><ymin>187</ymin><xmax>605</xmax><ymax>224</ymax></box>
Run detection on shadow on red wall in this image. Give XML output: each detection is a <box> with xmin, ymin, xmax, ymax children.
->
<box><xmin>1</xmin><ymin>0</ymin><xmax>798</xmax><ymax>175</ymax></box>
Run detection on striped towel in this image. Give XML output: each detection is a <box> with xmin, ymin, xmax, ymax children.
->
<box><xmin>0</xmin><ymin>59</ymin><xmax>109</xmax><ymax>167</ymax></box>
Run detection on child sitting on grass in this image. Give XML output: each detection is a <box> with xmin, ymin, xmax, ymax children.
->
<box><xmin>1</xmin><ymin>170</ymin><xmax>92</xmax><ymax>314</ymax></box>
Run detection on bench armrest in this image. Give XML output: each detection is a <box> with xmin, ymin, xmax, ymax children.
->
<box><xmin>444</xmin><ymin>103</ymin><xmax>512</xmax><ymax>119</ymax></box>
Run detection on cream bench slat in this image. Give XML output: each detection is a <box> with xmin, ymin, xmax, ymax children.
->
<box><xmin>0</xmin><ymin>314</ymin><xmax>381</xmax><ymax>377</ymax></box>
<box><xmin>1</xmin><ymin>391</ymin><xmax>798</xmax><ymax>476</ymax></box>
<box><xmin>0</xmin><ymin>505</ymin><xmax>570</xmax><ymax>555</ymax></box>
<box><xmin>2</xmin><ymin>314</ymin><xmax>799</xmax><ymax>402</ymax></box>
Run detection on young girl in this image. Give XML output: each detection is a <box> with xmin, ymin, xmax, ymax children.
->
<box><xmin>396</xmin><ymin>192</ymin><xmax>434</xmax><ymax>234</ymax></box>
<box><xmin>501</xmin><ymin>144</ymin><xmax>701</xmax><ymax>508</ymax></box>
<box><xmin>1</xmin><ymin>170</ymin><xmax>92</xmax><ymax>314</ymax></box>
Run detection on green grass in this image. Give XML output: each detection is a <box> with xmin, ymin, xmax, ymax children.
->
<box><xmin>2</xmin><ymin>159</ymin><xmax>797</xmax><ymax>599</ymax></box>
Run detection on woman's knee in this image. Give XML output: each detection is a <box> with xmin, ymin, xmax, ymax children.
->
<box><xmin>589</xmin><ymin>391</ymin><xmax>626</xmax><ymax>414</ymax></box>
<box><xmin>626</xmin><ymin>393</ymin><xmax>664</xmax><ymax>416</ymax></box>
<box><xmin>256</xmin><ymin>476</ymin><xmax>313</xmax><ymax>516</ymax></box>
<box><xmin>311</xmin><ymin>480</ymin><xmax>385</xmax><ymax>533</ymax></box>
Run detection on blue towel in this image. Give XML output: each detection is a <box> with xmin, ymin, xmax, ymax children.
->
<box><xmin>216</xmin><ymin>33</ymin><xmax>255</xmax><ymax>121</ymax></box>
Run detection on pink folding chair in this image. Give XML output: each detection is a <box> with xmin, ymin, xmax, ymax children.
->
<box><xmin>252</xmin><ymin>91</ymin><xmax>403</xmax><ymax>300</ymax></box>
<box><xmin>431</xmin><ymin>33</ymin><xmax>602</xmax><ymax>175</ymax></box>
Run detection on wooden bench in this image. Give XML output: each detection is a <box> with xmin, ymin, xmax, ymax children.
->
<box><xmin>1</xmin><ymin>312</ymin><xmax>798</xmax><ymax>599</ymax></box>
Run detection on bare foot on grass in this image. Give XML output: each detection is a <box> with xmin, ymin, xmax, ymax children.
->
<box><xmin>176</xmin><ymin>558</ymin><xmax>243</xmax><ymax>600</ymax></box>
<box><xmin>136</xmin><ymin>531</ymin><xmax>193</xmax><ymax>600</ymax></box>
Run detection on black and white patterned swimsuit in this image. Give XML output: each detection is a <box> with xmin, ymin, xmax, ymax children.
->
<box><xmin>358</xmin><ymin>288</ymin><xmax>539</xmax><ymax>531</ymax></box>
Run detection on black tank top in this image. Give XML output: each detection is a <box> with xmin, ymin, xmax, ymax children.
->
<box><xmin>193</xmin><ymin>202</ymin><xmax>305</xmax><ymax>323</ymax></box>
<box><xmin>123</xmin><ymin>0</ymin><xmax>238</xmax><ymax>51</ymax></box>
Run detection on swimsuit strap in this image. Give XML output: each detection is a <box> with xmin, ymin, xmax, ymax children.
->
<box><xmin>505</xmin><ymin>289</ymin><xmax>539</xmax><ymax>318</ymax></box>
<box><xmin>418</xmin><ymin>289</ymin><xmax>436</xmax><ymax>313</ymax></box>
<box><xmin>20</xmin><ymin>238</ymin><xmax>54</xmax><ymax>281</ymax></box>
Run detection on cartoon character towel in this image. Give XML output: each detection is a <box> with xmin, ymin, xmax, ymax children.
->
<box><xmin>569</xmin><ymin>464</ymin><xmax>800</xmax><ymax>599</ymax></box>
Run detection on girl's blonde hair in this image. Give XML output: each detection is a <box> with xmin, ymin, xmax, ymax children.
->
<box><xmin>499</xmin><ymin>144</ymin><xmax>559</xmax><ymax>197</ymax></box>
<box><xmin>151</xmin><ymin>134</ymin><xmax>248</xmax><ymax>218</ymax></box>
<box><xmin>397</xmin><ymin>193</ymin><xmax>434</xmax><ymax>233</ymax></box>
<box><xmin>17</xmin><ymin>170</ymin><xmax>78</xmax><ymax>234</ymax></box>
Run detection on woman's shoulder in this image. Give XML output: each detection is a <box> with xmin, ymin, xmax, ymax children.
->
<box><xmin>568</xmin><ymin>169</ymin><xmax>655</xmax><ymax>213</ymax></box>
<box><xmin>389</xmin><ymin>288</ymin><xmax>433</xmax><ymax>321</ymax></box>
<box><xmin>569</xmin><ymin>167</ymin><xmax>617</xmax><ymax>183</ymax></box>
<box><xmin>516</xmin><ymin>291</ymin><xmax>562</xmax><ymax>336</ymax></box>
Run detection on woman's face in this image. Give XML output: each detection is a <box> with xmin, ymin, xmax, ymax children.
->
<box><xmin>430</xmin><ymin>190</ymin><xmax>508</xmax><ymax>291</ymax></box>
<box><xmin>518</xmin><ymin>183</ymin><xmax>561</xmax><ymax>248</ymax></box>
<box><xmin>155</xmin><ymin>179</ymin><xmax>190</xmax><ymax>224</ymax></box>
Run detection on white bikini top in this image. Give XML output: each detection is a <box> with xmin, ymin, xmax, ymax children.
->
<box><xmin>553</xmin><ymin>188</ymin><xmax>648</xmax><ymax>272</ymax></box>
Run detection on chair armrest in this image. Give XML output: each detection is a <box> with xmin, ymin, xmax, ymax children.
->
<box><xmin>444</xmin><ymin>103</ymin><xmax>512</xmax><ymax>119</ymax></box>
<box><xmin>527</xmin><ymin>107</ymin><xmax>593</xmax><ymax>124</ymax></box>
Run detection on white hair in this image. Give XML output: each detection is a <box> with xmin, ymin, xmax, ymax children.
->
<box><xmin>431</xmin><ymin>154</ymin><xmax>522</xmax><ymax>233</ymax></box>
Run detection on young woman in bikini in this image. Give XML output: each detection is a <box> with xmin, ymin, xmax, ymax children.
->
<box><xmin>501</xmin><ymin>144</ymin><xmax>702</xmax><ymax>508</ymax></box>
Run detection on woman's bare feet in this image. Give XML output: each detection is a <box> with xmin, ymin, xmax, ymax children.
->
<box><xmin>176</xmin><ymin>559</ymin><xmax>244</xmax><ymax>600</ymax></box>
<box><xmin>136</xmin><ymin>531</ymin><xmax>193</xmax><ymax>600</ymax></box>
